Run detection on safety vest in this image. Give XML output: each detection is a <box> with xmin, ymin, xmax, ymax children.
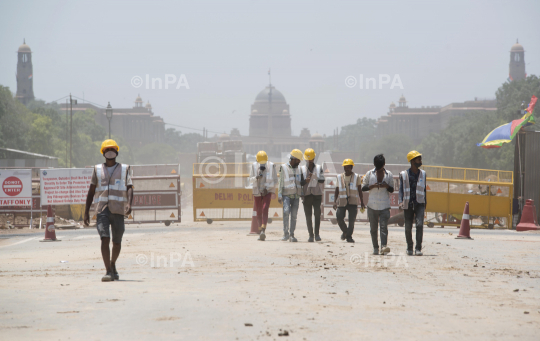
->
<box><xmin>300</xmin><ymin>164</ymin><xmax>323</xmax><ymax>196</ymax></box>
<box><xmin>337</xmin><ymin>172</ymin><xmax>359</xmax><ymax>207</ymax></box>
<box><xmin>281</xmin><ymin>164</ymin><xmax>302</xmax><ymax>196</ymax></box>
<box><xmin>251</xmin><ymin>161</ymin><xmax>275</xmax><ymax>195</ymax></box>
<box><xmin>93</xmin><ymin>163</ymin><xmax>130</xmax><ymax>216</ymax></box>
<box><xmin>399</xmin><ymin>169</ymin><xmax>426</xmax><ymax>207</ymax></box>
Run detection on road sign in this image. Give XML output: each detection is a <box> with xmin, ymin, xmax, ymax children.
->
<box><xmin>40</xmin><ymin>168</ymin><xmax>93</xmax><ymax>205</ymax></box>
<box><xmin>0</xmin><ymin>169</ymin><xmax>32</xmax><ymax>206</ymax></box>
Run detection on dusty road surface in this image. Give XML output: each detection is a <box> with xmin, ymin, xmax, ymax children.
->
<box><xmin>1</xmin><ymin>211</ymin><xmax>539</xmax><ymax>341</ymax></box>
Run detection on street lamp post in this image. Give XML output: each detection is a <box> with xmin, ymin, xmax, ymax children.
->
<box><xmin>106</xmin><ymin>102</ymin><xmax>113</xmax><ymax>138</ymax></box>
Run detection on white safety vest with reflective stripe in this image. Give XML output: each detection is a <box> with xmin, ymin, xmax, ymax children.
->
<box><xmin>251</xmin><ymin>161</ymin><xmax>275</xmax><ymax>195</ymax></box>
<box><xmin>94</xmin><ymin>163</ymin><xmax>129</xmax><ymax>216</ymax></box>
<box><xmin>281</xmin><ymin>164</ymin><xmax>302</xmax><ymax>196</ymax></box>
<box><xmin>337</xmin><ymin>173</ymin><xmax>359</xmax><ymax>207</ymax></box>
<box><xmin>300</xmin><ymin>164</ymin><xmax>324</xmax><ymax>196</ymax></box>
<box><xmin>399</xmin><ymin>169</ymin><xmax>426</xmax><ymax>207</ymax></box>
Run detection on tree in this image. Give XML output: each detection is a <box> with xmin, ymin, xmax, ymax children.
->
<box><xmin>134</xmin><ymin>143</ymin><xmax>178</xmax><ymax>164</ymax></box>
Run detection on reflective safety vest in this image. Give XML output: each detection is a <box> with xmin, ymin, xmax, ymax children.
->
<box><xmin>399</xmin><ymin>169</ymin><xmax>426</xmax><ymax>207</ymax></box>
<box><xmin>337</xmin><ymin>172</ymin><xmax>359</xmax><ymax>207</ymax></box>
<box><xmin>251</xmin><ymin>161</ymin><xmax>275</xmax><ymax>195</ymax></box>
<box><xmin>93</xmin><ymin>163</ymin><xmax>130</xmax><ymax>216</ymax></box>
<box><xmin>281</xmin><ymin>164</ymin><xmax>302</xmax><ymax>196</ymax></box>
<box><xmin>300</xmin><ymin>164</ymin><xmax>323</xmax><ymax>196</ymax></box>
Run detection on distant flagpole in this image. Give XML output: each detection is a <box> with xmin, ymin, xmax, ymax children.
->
<box><xmin>268</xmin><ymin>68</ymin><xmax>271</xmax><ymax>86</ymax></box>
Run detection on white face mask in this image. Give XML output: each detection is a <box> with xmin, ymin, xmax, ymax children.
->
<box><xmin>104</xmin><ymin>150</ymin><xmax>118</xmax><ymax>160</ymax></box>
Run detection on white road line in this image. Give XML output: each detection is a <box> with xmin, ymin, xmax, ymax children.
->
<box><xmin>0</xmin><ymin>237</ymin><xmax>38</xmax><ymax>249</ymax></box>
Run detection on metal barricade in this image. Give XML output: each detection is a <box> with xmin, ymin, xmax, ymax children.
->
<box><xmin>192</xmin><ymin>162</ymin><xmax>283</xmax><ymax>223</ymax></box>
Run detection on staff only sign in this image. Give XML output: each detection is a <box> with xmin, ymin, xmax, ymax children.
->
<box><xmin>40</xmin><ymin>168</ymin><xmax>93</xmax><ymax>205</ymax></box>
<box><xmin>0</xmin><ymin>169</ymin><xmax>32</xmax><ymax>206</ymax></box>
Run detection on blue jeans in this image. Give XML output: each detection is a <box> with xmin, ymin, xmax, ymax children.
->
<box><xmin>282</xmin><ymin>196</ymin><xmax>299</xmax><ymax>236</ymax></box>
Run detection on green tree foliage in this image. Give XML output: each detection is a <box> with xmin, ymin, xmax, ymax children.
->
<box><xmin>134</xmin><ymin>142</ymin><xmax>178</xmax><ymax>164</ymax></box>
<box><xmin>164</xmin><ymin>128</ymin><xmax>204</xmax><ymax>153</ymax></box>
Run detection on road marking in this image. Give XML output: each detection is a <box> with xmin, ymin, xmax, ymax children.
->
<box><xmin>0</xmin><ymin>237</ymin><xmax>38</xmax><ymax>248</ymax></box>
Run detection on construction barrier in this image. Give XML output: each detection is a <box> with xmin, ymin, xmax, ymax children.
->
<box><xmin>423</xmin><ymin>166</ymin><xmax>513</xmax><ymax>229</ymax></box>
<box><xmin>193</xmin><ymin>162</ymin><xmax>283</xmax><ymax>223</ymax></box>
<box><xmin>91</xmin><ymin>164</ymin><xmax>181</xmax><ymax>226</ymax></box>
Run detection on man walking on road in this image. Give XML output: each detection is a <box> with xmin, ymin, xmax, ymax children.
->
<box><xmin>278</xmin><ymin>149</ymin><xmax>303</xmax><ymax>242</ymax></box>
<box><xmin>399</xmin><ymin>150</ymin><xmax>427</xmax><ymax>256</ymax></box>
<box><xmin>249</xmin><ymin>151</ymin><xmax>277</xmax><ymax>241</ymax></box>
<box><xmin>362</xmin><ymin>154</ymin><xmax>394</xmax><ymax>255</ymax></box>
<box><xmin>300</xmin><ymin>148</ymin><xmax>325</xmax><ymax>242</ymax></box>
<box><xmin>333</xmin><ymin>159</ymin><xmax>365</xmax><ymax>243</ymax></box>
<box><xmin>84</xmin><ymin>139</ymin><xmax>133</xmax><ymax>282</ymax></box>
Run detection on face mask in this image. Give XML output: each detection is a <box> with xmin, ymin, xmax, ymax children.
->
<box><xmin>104</xmin><ymin>150</ymin><xmax>118</xmax><ymax>160</ymax></box>
<box><xmin>416</xmin><ymin>161</ymin><xmax>422</xmax><ymax>168</ymax></box>
<box><xmin>259</xmin><ymin>165</ymin><xmax>266</xmax><ymax>171</ymax></box>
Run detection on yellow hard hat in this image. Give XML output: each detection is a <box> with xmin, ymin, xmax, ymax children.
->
<box><xmin>342</xmin><ymin>159</ymin><xmax>354</xmax><ymax>166</ymax></box>
<box><xmin>407</xmin><ymin>150</ymin><xmax>422</xmax><ymax>162</ymax></box>
<box><xmin>256</xmin><ymin>151</ymin><xmax>268</xmax><ymax>163</ymax></box>
<box><xmin>303</xmin><ymin>148</ymin><xmax>315</xmax><ymax>161</ymax></box>
<box><xmin>100</xmin><ymin>139</ymin><xmax>120</xmax><ymax>154</ymax></box>
<box><xmin>290</xmin><ymin>149</ymin><xmax>303</xmax><ymax>160</ymax></box>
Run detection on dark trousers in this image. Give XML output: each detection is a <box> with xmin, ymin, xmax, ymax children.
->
<box><xmin>254</xmin><ymin>193</ymin><xmax>272</xmax><ymax>228</ymax></box>
<box><xmin>368</xmin><ymin>207</ymin><xmax>390</xmax><ymax>248</ymax></box>
<box><xmin>336</xmin><ymin>204</ymin><xmax>358</xmax><ymax>238</ymax></box>
<box><xmin>303</xmin><ymin>195</ymin><xmax>322</xmax><ymax>236</ymax></box>
<box><xmin>404</xmin><ymin>204</ymin><xmax>425</xmax><ymax>251</ymax></box>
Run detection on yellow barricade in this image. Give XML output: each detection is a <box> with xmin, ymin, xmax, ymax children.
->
<box><xmin>192</xmin><ymin>163</ymin><xmax>283</xmax><ymax>222</ymax></box>
<box><xmin>423</xmin><ymin>166</ymin><xmax>513</xmax><ymax>229</ymax></box>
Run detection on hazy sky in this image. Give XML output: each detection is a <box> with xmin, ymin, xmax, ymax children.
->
<box><xmin>1</xmin><ymin>0</ymin><xmax>539</xmax><ymax>138</ymax></box>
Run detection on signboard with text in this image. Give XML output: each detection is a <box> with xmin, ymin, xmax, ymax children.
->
<box><xmin>0</xmin><ymin>169</ymin><xmax>32</xmax><ymax>207</ymax></box>
<box><xmin>40</xmin><ymin>168</ymin><xmax>93</xmax><ymax>206</ymax></box>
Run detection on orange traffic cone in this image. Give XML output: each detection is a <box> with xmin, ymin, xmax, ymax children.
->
<box><xmin>516</xmin><ymin>199</ymin><xmax>540</xmax><ymax>231</ymax></box>
<box><xmin>456</xmin><ymin>202</ymin><xmax>473</xmax><ymax>240</ymax></box>
<box><xmin>40</xmin><ymin>205</ymin><xmax>61</xmax><ymax>242</ymax></box>
<box><xmin>248</xmin><ymin>201</ymin><xmax>260</xmax><ymax>236</ymax></box>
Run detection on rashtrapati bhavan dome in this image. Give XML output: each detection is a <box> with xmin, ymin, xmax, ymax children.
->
<box><xmin>220</xmin><ymin>80</ymin><xmax>325</xmax><ymax>158</ymax></box>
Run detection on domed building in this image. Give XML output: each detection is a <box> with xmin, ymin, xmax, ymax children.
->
<box><xmin>509</xmin><ymin>39</ymin><xmax>526</xmax><ymax>81</ymax></box>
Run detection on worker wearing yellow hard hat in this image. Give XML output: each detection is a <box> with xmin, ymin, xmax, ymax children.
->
<box><xmin>333</xmin><ymin>159</ymin><xmax>365</xmax><ymax>243</ymax></box>
<box><xmin>361</xmin><ymin>154</ymin><xmax>395</xmax><ymax>256</ymax></box>
<box><xmin>300</xmin><ymin>148</ymin><xmax>325</xmax><ymax>242</ymax></box>
<box><xmin>250</xmin><ymin>151</ymin><xmax>277</xmax><ymax>241</ymax></box>
<box><xmin>84</xmin><ymin>139</ymin><xmax>134</xmax><ymax>282</ymax></box>
<box><xmin>399</xmin><ymin>150</ymin><xmax>426</xmax><ymax>256</ymax></box>
<box><xmin>277</xmin><ymin>149</ymin><xmax>303</xmax><ymax>242</ymax></box>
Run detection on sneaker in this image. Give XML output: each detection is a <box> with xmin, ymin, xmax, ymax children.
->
<box><xmin>415</xmin><ymin>249</ymin><xmax>423</xmax><ymax>256</ymax></box>
<box><xmin>281</xmin><ymin>234</ymin><xmax>290</xmax><ymax>241</ymax></box>
<box><xmin>308</xmin><ymin>236</ymin><xmax>314</xmax><ymax>242</ymax></box>
<box><xmin>111</xmin><ymin>264</ymin><xmax>119</xmax><ymax>280</ymax></box>
<box><xmin>380</xmin><ymin>246</ymin><xmax>391</xmax><ymax>255</ymax></box>
<box><xmin>373</xmin><ymin>248</ymin><xmax>379</xmax><ymax>255</ymax></box>
<box><xmin>346</xmin><ymin>237</ymin><xmax>355</xmax><ymax>243</ymax></box>
<box><xmin>406</xmin><ymin>250</ymin><xmax>413</xmax><ymax>256</ymax></box>
<box><xmin>289</xmin><ymin>235</ymin><xmax>298</xmax><ymax>242</ymax></box>
<box><xmin>101</xmin><ymin>271</ymin><xmax>113</xmax><ymax>282</ymax></box>
<box><xmin>258</xmin><ymin>231</ymin><xmax>266</xmax><ymax>241</ymax></box>
<box><xmin>341</xmin><ymin>233</ymin><xmax>346</xmax><ymax>241</ymax></box>
<box><xmin>315</xmin><ymin>235</ymin><xmax>321</xmax><ymax>242</ymax></box>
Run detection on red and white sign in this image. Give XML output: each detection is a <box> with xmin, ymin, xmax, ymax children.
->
<box><xmin>40</xmin><ymin>168</ymin><xmax>93</xmax><ymax>205</ymax></box>
<box><xmin>0</xmin><ymin>170</ymin><xmax>32</xmax><ymax>206</ymax></box>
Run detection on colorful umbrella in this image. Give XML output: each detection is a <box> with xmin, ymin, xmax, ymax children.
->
<box><xmin>477</xmin><ymin>96</ymin><xmax>537</xmax><ymax>149</ymax></box>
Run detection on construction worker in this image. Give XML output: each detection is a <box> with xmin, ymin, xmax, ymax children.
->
<box><xmin>399</xmin><ymin>150</ymin><xmax>427</xmax><ymax>256</ymax></box>
<box><xmin>249</xmin><ymin>151</ymin><xmax>277</xmax><ymax>241</ymax></box>
<box><xmin>333</xmin><ymin>159</ymin><xmax>365</xmax><ymax>243</ymax></box>
<box><xmin>361</xmin><ymin>154</ymin><xmax>394</xmax><ymax>255</ymax></box>
<box><xmin>300</xmin><ymin>148</ymin><xmax>325</xmax><ymax>242</ymax></box>
<box><xmin>278</xmin><ymin>149</ymin><xmax>303</xmax><ymax>242</ymax></box>
<box><xmin>84</xmin><ymin>139</ymin><xmax>133</xmax><ymax>282</ymax></box>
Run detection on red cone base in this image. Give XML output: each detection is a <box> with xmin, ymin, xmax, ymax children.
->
<box><xmin>517</xmin><ymin>199</ymin><xmax>540</xmax><ymax>232</ymax></box>
<box><xmin>40</xmin><ymin>205</ymin><xmax>61</xmax><ymax>242</ymax></box>
<box><xmin>248</xmin><ymin>202</ymin><xmax>260</xmax><ymax>236</ymax></box>
<box><xmin>456</xmin><ymin>201</ymin><xmax>473</xmax><ymax>240</ymax></box>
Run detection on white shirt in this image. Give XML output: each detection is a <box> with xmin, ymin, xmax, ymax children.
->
<box><xmin>362</xmin><ymin>168</ymin><xmax>393</xmax><ymax>210</ymax></box>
